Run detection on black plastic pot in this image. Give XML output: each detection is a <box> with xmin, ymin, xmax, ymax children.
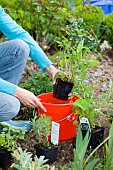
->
<box><xmin>0</xmin><ymin>150</ymin><xmax>12</xmax><ymax>169</ymax></box>
<box><xmin>53</xmin><ymin>78</ymin><xmax>74</xmax><ymax>100</ymax></box>
<box><xmin>35</xmin><ymin>145</ymin><xmax>58</xmax><ymax>164</ymax></box>
<box><xmin>82</xmin><ymin>126</ymin><xmax>105</xmax><ymax>149</ymax></box>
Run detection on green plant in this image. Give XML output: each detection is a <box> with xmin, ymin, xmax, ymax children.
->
<box><xmin>32</xmin><ymin>113</ymin><xmax>52</xmax><ymax>148</ymax></box>
<box><xmin>20</xmin><ymin>71</ymin><xmax>53</xmax><ymax>95</ymax></box>
<box><xmin>61</xmin><ymin>16</ymin><xmax>101</xmax><ymax>52</ymax></box>
<box><xmin>19</xmin><ymin>71</ymin><xmax>53</xmax><ymax>119</ymax></box>
<box><xmin>69</xmin><ymin>0</ymin><xmax>83</xmax><ymax>6</ymax></box>
<box><xmin>11</xmin><ymin>147</ymin><xmax>48</xmax><ymax>170</ymax></box>
<box><xmin>0</xmin><ymin>127</ymin><xmax>25</xmax><ymax>152</ymax></box>
<box><xmin>61</xmin><ymin>126</ymin><xmax>99</xmax><ymax>170</ymax></box>
<box><xmin>53</xmin><ymin>22</ymin><xmax>101</xmax><ymax>125</ymax></box>
<box><xmin>104</xmin><ymin>122</ymin><xmax>113</xmax><ymax>170</ymax></box>
<box><xmin>1</xmin><ymin>0</ymin><xmax>104</xmax><ymax>52</ymax></box>
<box><xmin>53</xmin><ymin>21</ymin><xmax>100</xmax><ymax>86</ymax></box>
<box><xmin>53</xmin><ymin>25</ymin><xmax>100</xmax><ymax>102</ymax></box>
<box><xmin>54</xmin><ymin>40</ymin><xmax>99</xmax><ymax>82</ymax></box>
<box><xmin>100</xmin><ymin>13</ymin><xmax>113</xmax><ymax>48</ymax></box>
<box><xmin>87</xmin><ymin>122</ymin><xmax>113</xmax><ymax>170</ymax></box>
<box><xmin>1</xmin><ymin>0</ymin><xmax>71</xmax><ymax>49</ymax></box>
<box><xmin>92</xmin><ymin>80</ymin><xmax>113</xmax><ymax>123</ymax></box>
<box><xmin>73</xmin><ymin>98</ymin><xmax>102</xmax><ymax>127</ymax></box>
<box><xmin>61</xmin><ymin>122</ymin><xmax>113</xmax><ymax>170</ymax></box>
<box><xmin>73</xmin><ymin>5</ymin><xmax>105</xmax><ymax>40</ymax></box>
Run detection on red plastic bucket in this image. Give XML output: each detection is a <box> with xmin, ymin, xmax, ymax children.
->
<box><xmin>37</xmin><ymin>92</ymin><xmax>79</xmax><ymax>142</ymax></box>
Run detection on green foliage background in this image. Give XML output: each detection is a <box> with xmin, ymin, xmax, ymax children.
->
<box><xmin>101</xmin><ymin>13</ymin><xmax>113</xmax><ymax>47</ymax></box>
<box><xmin>72</xmin><ymin>5</ymin><xmax>104</xmax><ymax>38</ymax></box>
<box><xmin>0</xmin><ymin>0</ymin><xmax>108</xmax><ymax>49</ymax></box>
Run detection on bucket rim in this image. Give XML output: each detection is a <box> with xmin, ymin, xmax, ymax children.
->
<box><xmin>37</xmin><ymin>92</ymin><xmax>79</xmax><ymax>106</ymax></box>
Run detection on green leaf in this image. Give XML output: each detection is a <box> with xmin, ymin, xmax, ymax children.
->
<box><xmin>98</xmin><ymin>52</ymin><xmax>102</xmax><ymax>57</ymax></box>
<box><xmin>85</xmin><ymin>60</ymin><xmax>100</xmax><ymax>68</ymax></box>
<box><xmin>84</xmin><ymin>159</ymin><xmax>99</xmax><ymax>170</ymax></box>
<box><xmin>108</xmin><ymin>121</ymin><xmax>113</xmax><ymax>150</ymax></box>
<box><xmin>68</xmin><ymin>0</ymin><xmax>76</xmax><ymax>5</ymax></box>
<box><xmin>77</xmin><ymin>40</ymin><xmax>84</xmax><ymax>54</ymax></box>
<box><xmin>74</xmin><ymin>99</ymin><xmax>89</xmax><ymax>111</ymax></box>
<box><xmin>76</xmin><ymin>126</ymin><xmax>90</xmax><ymax>161</ymax></box>
<box><xmin>60</xmin><ymin>59</ymin><xmax>66</xmax><ymax>67</ymax></box>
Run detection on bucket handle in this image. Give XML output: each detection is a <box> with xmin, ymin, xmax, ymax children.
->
<box><xmin>56</xmin><ymin>112</ymin><xmax>77</xmax><ymax>123</ymax></box>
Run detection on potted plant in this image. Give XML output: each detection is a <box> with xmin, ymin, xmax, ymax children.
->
<box><xmin>73</xmin><ymin>98</ymin><xmax>105</xmax><ymax>149</ymax></box>
<box><xmin>32</xmin><ymin>113</ymin><xmax>58</xmax><ymax>164</ymax></box>
<box><xmin>11</xmin><ymin>147</ymin><xmax>48</xmax><ymax>170</ymax></box>
<box><xmin>52</xmin><ymin>20</ymin><xmax>100</xmax><ymax>100</ymax></box>
<box><xmin>0</xmin><ymin>127</ymin><xmax>25</xmax><ymax>169</ymax></box>
<box><xmin>53</xmin><ymin>36</ymin><xmax>83</xmax><ymax>101</ymax></box>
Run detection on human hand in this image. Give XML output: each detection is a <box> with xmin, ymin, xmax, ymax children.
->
<box><xmin>14</xmin><ymin>87</ymin><xmax>47</xmax><ymax>112</ymax></box>
<box><xmin>45</xmin><ymin>64</ymin><xmax>59</xmax><ymax>84</ymax></box>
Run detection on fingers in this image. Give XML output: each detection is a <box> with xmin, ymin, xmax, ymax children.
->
<box><xmin>33</xmin><ymin>96</ymin><xmax>47</xmax><ymax>112</ymax></box>
<box><xmin>25</xmin><ymin>98</ymin><xmax>47</xmax><ymax>112</ymax></box>
<box><xmin>14</xmin><ymin>87</ymin><xmax>47</xmax><ymax>112</ymax></box>
<box><xmin>37</xmin><ymin>101</ymin><xmax>47</xmax><ymax>112</ymax></box>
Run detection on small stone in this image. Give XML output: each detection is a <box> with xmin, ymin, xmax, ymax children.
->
<box><xmin>100</xmin><ymin>87</ymin><xmax>106</xmax><ymax>92</ymax></box>
<box><xmin>82</xmin><ymin>80</ymin><xmax>89</xmax><ymax>85</ymax></box>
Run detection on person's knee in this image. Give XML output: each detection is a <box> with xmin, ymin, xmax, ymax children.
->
<box><xmin>0</xmin><ymin>96</ymin><xmax>20</xmax><ymax>122</ymax></box>
<box><xmin>9</xmin><ymin>97</ymin><xmax>20</xmax><ymax>119</ymax></box>
<box><xmin>13</xmin><ymin>39</ymin><xmax>30</xmax><ymax>58</ymax></box>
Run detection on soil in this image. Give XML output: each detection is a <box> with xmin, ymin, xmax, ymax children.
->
<box><xmin>8</xmin><ymin>45</ymin><xmax>113</xmax><ymax>169</ymax></box>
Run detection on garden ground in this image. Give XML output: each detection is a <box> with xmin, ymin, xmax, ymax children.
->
<box><xmin>9</xmin><ymin>45</ymin><xmax>113</xmax><ymax>170</ymax></box>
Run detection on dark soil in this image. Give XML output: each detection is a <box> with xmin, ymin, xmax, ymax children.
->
<box><xmin>9</xmin><ymin>46</ymin><xmax>113</xmax><ymax>169</ymax></box>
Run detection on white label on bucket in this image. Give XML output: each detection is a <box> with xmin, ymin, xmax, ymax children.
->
<box><xmin>51</xmin><ymin>121</ymin><xmax>60</xmax><ymax>145</ymax></box>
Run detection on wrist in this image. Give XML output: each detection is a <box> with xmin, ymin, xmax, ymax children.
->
<box><xmin>14</xmin><ymin>87</ymin><xmax>22</xmax><ymax>98</ymax></box>
<box><xmin>45</xmin><ymin>64</ymin><xmax>54</xmax><ymax>74</ymax></box>
<box><xmin>45</xmin><ymin>64</ymin><xmax>59</xmax><ymax>83</ymax></box>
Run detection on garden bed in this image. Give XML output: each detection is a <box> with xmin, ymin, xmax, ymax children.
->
<box><xmin>11</xmin><ymin>48</ymin><xmax>113</xmax><ymax>170</ymax></box>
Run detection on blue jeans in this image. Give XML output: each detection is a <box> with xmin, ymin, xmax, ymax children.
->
<box><xmin>0</xmin><ymin>39</ymin><xmax>30</xmax><ymax>121</ymax></box>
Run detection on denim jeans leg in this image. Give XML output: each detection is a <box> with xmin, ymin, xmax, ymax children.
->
<box><xmin>0</xmin><ymin>39</ymin><xmax>30</xmax><ymax>121</ymax></box>
<box><xmin>0</xmin><ymin>93</ymin><xmax>20</xmax><ymax>122</ymax></box>
<box><xmin>0</xmin><ymin>39</ymin><xmax>30</xmax><ymax>85</ymax></box>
